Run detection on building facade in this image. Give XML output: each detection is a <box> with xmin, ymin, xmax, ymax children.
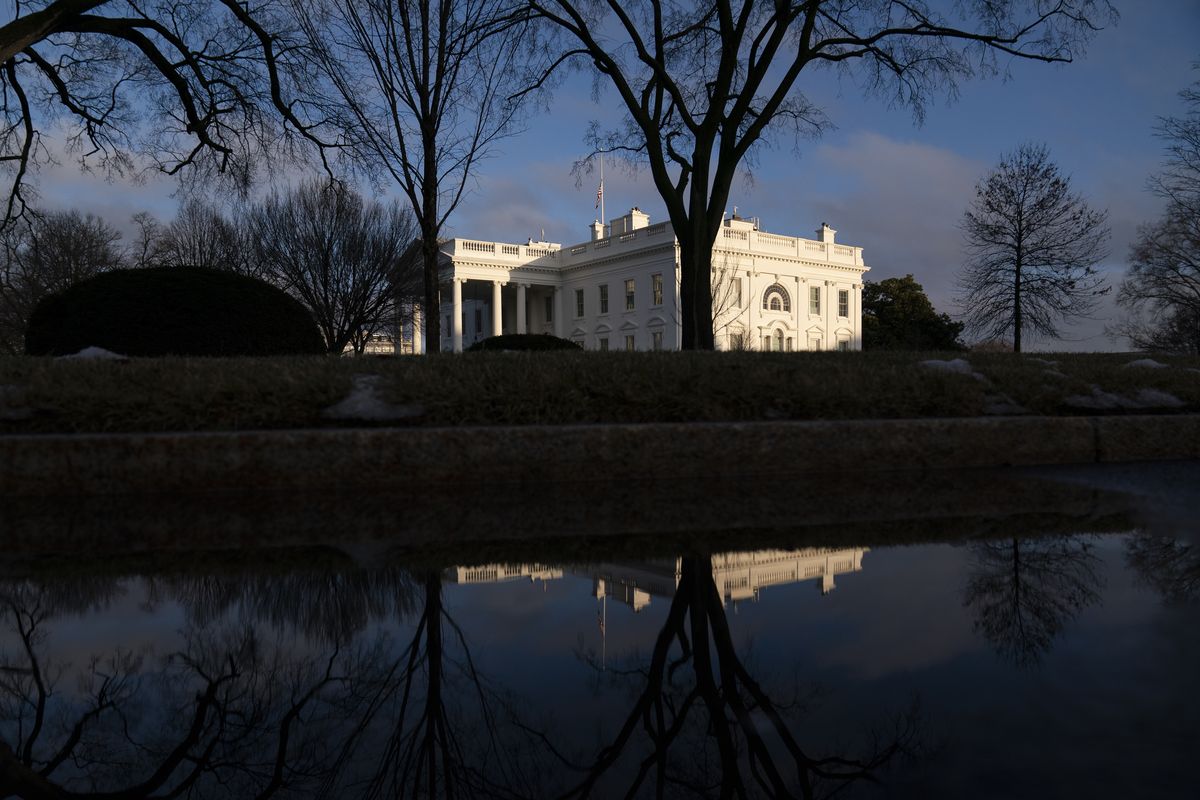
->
<box><xmin>434</xmin><ymin>208</ymin><xmax>871</xmax><ymax>352</ymax></box>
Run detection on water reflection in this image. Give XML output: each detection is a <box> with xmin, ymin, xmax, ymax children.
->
<box><xmin>962</xmin><ymin>535</ymin><xmax>1103</xmax><ymax>667</ymax></box>
<box><xmin>1</xmin><ymin>532</ymin><xmax>1196</xmax><ymax>798</ymax></box>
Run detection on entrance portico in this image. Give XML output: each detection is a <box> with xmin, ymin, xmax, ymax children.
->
<box><xmin>441</xmin><ymin>275</ymin><xmax>562</xmax><ymax>352</ymax></box>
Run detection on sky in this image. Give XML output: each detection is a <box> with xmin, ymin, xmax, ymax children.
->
<box><xmin>33</xmin><ymin>0</ymin><xmax>1200</xmax><ymax>351</ymax></box>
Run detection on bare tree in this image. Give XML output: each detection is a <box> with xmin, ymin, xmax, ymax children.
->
<box><xmin>0</xmin><ymin>208</ymin><xmax>124</xmax><ymax>353</ymax></box>
<box><xmin>0</xmin><ymin>0</ymin><xmax>335</xmax><ymax>225</ymax></box>
<box><xmin>531</xmin><ymin>0</ymin><xmax>1116</xmax><ymax>350</ymax></box>
<box><xmin>552</xmin><ymin>556</ymin><xmax>921</xmax><ymax>798</ymax></box>
<box><xmin>1114</xmin><ymin>74</ymin><xmax>1200</xmax><ymax>353</ymax></box>
<box><xmin>957</xmin><ymin>143</ymin><xmax>1111</xmax><ymax>352</ymax></box>
<box><xmin>150</xmin><ymin>198</ymin><xmax>258</xmax><ymax>276</ymax></box>
<box><xmin>293</xmin><ymin>0</ymin><xmax>536</xmax><ymax>353</ymax></box>
<box><xmin>964</xmin><ymin>535</ymin><xmax>1102</xmax><ymax>667</ymax></box>
<box><xmin>249</xmin><ymin>180</ymin><xmax>419</xmax><ymax>355</ymax></box>
<box><xmin>0</xmin><ymin>578</ymin><xmax>360</xmax><ymax>799</ymax></box>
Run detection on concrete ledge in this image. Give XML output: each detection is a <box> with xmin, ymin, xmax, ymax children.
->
<box><xmin>2</xmin><ymin>415</ymin><xmax>1198</xmax><ymax>496</ymax></box>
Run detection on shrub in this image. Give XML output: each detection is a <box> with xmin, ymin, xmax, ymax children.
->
<box><xmin>466</xmin><ymin>333</ymin><xmax>583</xmax><ymax>352</ymax></box>
<box><xmin>25</xmin><ymin>267</ymin><xmax>325</xmax><ymax>356</ymax></box>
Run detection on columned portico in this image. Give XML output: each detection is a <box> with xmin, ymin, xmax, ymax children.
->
<box><xmin>492</xmin><ymin>281</ymin><xmax>504</xmax><ymax>336</ymax></box>
<box><xmin>553</xmin><ymin>286</ymin><xmax>563</xmax><ymax>338</ymax></box>
<box><xmin>516</xmin><ymin>283</ymin><xmax>528</xmax><ymax>334</ymax></box>
<box><xmin>451</xmin><ymin>278</ymin><xmax>464</xmax><ymax>353</ymax></box>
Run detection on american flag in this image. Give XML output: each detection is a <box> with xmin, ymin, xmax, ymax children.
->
<box><xmin>595</xmin><ymin>180</ymin><xmax>603</xmax><ymax>209</ymax></box>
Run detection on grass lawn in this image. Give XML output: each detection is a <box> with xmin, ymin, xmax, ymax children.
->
<box><xmin>2</xmin><ymin>350</ymin><xmax>1199</xmax><ymax>434</ymax></box>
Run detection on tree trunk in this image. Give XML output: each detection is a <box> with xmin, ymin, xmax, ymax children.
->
<box><xmin>677</xmin><ymin>179</ymin><xmax>717</xmax><ymax>351</ymax></box>
<box><xmin>1013</xmin><ymin>248</ymin><xmax>1023</xmax><ymax>353</ymax></box>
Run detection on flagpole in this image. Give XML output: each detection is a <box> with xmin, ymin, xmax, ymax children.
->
<box><xmin>600</xmin><ymin>151</ymin><xmax>605</xmax><ymax>233</ymax></box>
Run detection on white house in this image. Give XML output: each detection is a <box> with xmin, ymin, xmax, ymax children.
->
<box><xmin>418</xmin><ymin>208</ymin><xmax>870</xmax><ymax>353</ymax></box>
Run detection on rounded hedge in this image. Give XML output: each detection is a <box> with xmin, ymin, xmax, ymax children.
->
<box><xmin>466</xmin><ymin>333</ymin><xmax>583</xmax><ymax>352</ymax></box>
<box><xmin>25</xmin><ymin>267</ymin><xmax>325</xmax><ymax>357</ymax></box>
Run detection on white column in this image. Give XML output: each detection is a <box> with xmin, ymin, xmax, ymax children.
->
<box><xmin>492</xmin><ymin>280</ymin><xmax>504</xmax><ymax>337</ymax></box>
<box><xmin>553</xmin><ymin>286</ymin><xmax>563</xmax><ymax>338</ymax></box>
<box><xmin>824</xmin><ymin>280</ymin><xmax>834</xmax><ymax>350</ymax></box>
<box><xmin>853</xmin><ymin>283</ymin><xmax>862</xmax><ymax>350</ymax></box>
<box><xmin>452</xmin><ymin>278</ymin><xmax>464</xmax><ymax>353</ymax></box>
<box><xmin>412</xmin><ymin>303</ymin><xmax>424</xmax><ymax>354</ymax></box>
<box><xmin>516</xmin><ymin>283</ymin><xmax>528</xmax><ymax>334</ymax></box>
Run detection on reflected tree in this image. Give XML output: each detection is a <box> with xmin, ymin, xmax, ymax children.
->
<box><xmin>320</xmin><ymin>570</ymin><xmax>544</xmax><ymax>799</ymax></box>
<box><xmin>963</xmin><ymin>536</ymin><xmax>1103</xmax><ymax>667</ymax></box>
<box><xmin>550</xmin><ymin>556</ymin><xmax>920</xmax><ymax>798</ymax></box>
<box><xmin>1125</xmin><ymin>533</ymin><xmax>1200</xmax><ymax>605</ymax></box>
<box><xmin>0</xmin><ymin>578</ymin><xmax>366</xmax><ymax>799</ymax></box>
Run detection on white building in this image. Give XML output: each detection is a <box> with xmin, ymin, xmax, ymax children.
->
<box><xmin>430</xmin><ymin>208</ymin><xmax>870</xmax><ymax>353</ymax></box>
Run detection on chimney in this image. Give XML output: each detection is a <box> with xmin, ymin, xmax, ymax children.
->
<box><xmin>816</xmin><ymin>223</ymin><xmax>836</xmax><ymax>244</ymax></box>
<box><xmin>590</xmin><ymin>219</ymin><xmax>606</xmax><ymax>241</ymax></box>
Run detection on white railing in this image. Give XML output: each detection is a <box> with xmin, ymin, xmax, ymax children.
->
<box><xmin>501</xmin><ymin>244</ymin><xmax>520</xmax><ymax>256</ymax></box>
<box><xmin>804</xmin><ymin>241</ymin><xmax>825</xmax><ymax>254</ymax></box>
<box><xmin>461</xmin><ymin>240</ymin><xmax>494</xmax><ymax>253</ymax></box>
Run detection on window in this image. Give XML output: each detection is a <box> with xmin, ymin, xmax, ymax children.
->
<box><xmin>575</xmin><ymin>289</ymin><xmax>585</xmax><ymax>318</ymax></box>
<box><xmin>729</xmin><ymin>331</ymin><xmax>745</xmax><ymax>350</ymax></box>
<box><xmin>625</xmin><ymin>334</ymin><xmax>636</xmax><ymax>351</ymax></box>
<box><xmin>599</xmin><ymin>284</ymin><xmax>609</xmax><ymax>314</ymax></box>
<box><xmin>599</xmin><ymin>337</ymin><xmax>609</xmax><ymax>351</ymax></box>
<box><xmin>809</xmin><ymin>286</ymin><xmax>821</xmax><ymax>315</ymax></box>
<box><xmin>838</xmin><ymin>289</ymin><xmax>849</xmax><ymax>318</ymax></box>
<box><xmin>652</xmin><ymin>330</ymin><xmax>663</xmax><ymax>350</ymax></box>
<box><xmin>652</xmin><ymin>273</ymin><xmax>663</xmax><ymax>306</ymax></box>
<box><xmin>837</xmin><ymin>338</ymin><xmax>851</xmax><ymax>352</ymax></box>
<box><xmin>734</xmin><ymin>278</ymin><xmax>743</xmax><ymax>308</ymax></box>
<box><xmin>775</xmin><ymin>329</ymin><xmax>784</xmax><ymax>351</ymax></box>
<box><xmin>474</xmin><ymin>308</ymin><xmax>482</xmax><ymax>335</ymax></box>
<box><xmin>544</xmin><ymin>295</ymin><xmax>553</xmax><ymax>322</ymax></box>
<box><xmin>761</xmin><ymin>283</ymin><xmax>791</xmax><ymax>312</ymax></box>
<box><xmin>625</xmin><ymin>279</ymin><xmax>636</xmax><ymax>311</ymax></box>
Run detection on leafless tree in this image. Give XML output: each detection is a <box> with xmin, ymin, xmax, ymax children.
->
<box><xmin>530</xmin><ymin>0</ymin><xmax>1116</xmax><ymax>350</ymax></box>
<box><xmin>1125</xmin><ymin>532</ymin><xmax>1200</xmax><ymax>605</ymax></box>
<box><xmin>0</xmin><ymin>578</ymin><xmax>360</xmax><ymax>799</ymax></box>
<box><xmin>293</xmin><ymin>0</ymin><xmax>537</xmax><ymax>353</ymax></box>
<box><xmin>249</xmin><ymin>180</ymin><xmax>419</xmax><ymax>355</ymax></box>
<box><xmin>0</xmin><ymin>208</ymin><xmax>124</xmax><ymax>353</ymax></box>
<box><xmin>0</xmin><ymin>0</ymin><xmax>336</xmax><ymax>225</ymax></box>
<box><xmin>551</xmin><ymin>556</ymin><xmax>921</xmax><ymax>798</ymax></box>
<box><xmin>150</xmin><ymin>198</ymin><xmax>258</xmax><ymax>275</ymax></box>
<box><xmin>964</xmin><ymin>535</ymin><xmax>1103</xmax><ymax>667</ymax></box>
<box><xmin>1113</xmin><ymin>74</ymin><xmax>1200</xmax><ymax>353</ymax></box>
<box><xmin>957</xmin><ymin>143</ymin><xmax>1111</xmax><ymax>352</ymax></box>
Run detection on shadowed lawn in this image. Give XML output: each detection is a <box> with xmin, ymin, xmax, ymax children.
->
<box><xmin>1</xmin><ymin>351</ymin><xmax>1198</xmax><ymax>434</ymax></box>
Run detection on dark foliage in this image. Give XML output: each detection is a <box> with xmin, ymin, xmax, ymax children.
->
<box><xmin>862</xmin><ymin>275</ymin><xmax>964</xmax><ymax>351</ymax></box>
<box><xmin>24</xmin><ymin>267</ymin><xmax>324</xmax><ymax>356</ymax></box>
<box><xmin>466</xmin><ymin>333</ymin><xmax>583</xmax><ymax>352</ymax></box>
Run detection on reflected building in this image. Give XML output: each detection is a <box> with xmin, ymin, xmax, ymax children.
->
<box><xmin>589</xmin><ymin>548</ymin><xmax>869</xmax><ymax>611</ymax></box>
<box><xmin>445</xmin><ymin>563</ymin><xmax>563</xmax><ymax>584</ymax></box>
<box><xmin>446</xmin><ymin>548</ymin><xmax>868</xmax><ymax>612</ymax></box>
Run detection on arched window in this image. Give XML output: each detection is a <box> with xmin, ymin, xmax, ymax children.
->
<box><xmin>761</xmin><ymin>283</ymin><xmax>791</xmax><ymax>312</ymax></box>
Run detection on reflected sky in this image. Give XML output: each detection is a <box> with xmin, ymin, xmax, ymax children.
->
<box><xmin>1</xmin><ymin>535</ymin><xmax>1196</xmax><ymax>798</ymax></box>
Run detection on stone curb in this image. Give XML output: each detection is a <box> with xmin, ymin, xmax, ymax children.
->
<box><xmin>1</xmin><ymin>415</ymin><xmax>1199</xmax><ymax>497</ymax></box>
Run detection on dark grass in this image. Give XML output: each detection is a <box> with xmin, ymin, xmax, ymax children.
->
<box><xmin>2</xmin><ymin>350</ymin><xmax>1198</xmax><ymax>434</ymax></box>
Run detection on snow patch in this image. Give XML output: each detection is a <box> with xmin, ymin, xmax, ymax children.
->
<box><xmin>983</xmin><ymin>393</ymin><xmax>1028</xmax><ymax>416</ymax></box>
<box><xmin>1122</xmin><ymin>358</ymin><xmax>1168</xmax><ymax>369</ymax></box>
<box><xmin>1027</xmin><ymin>357</ymin><xmax>1060</xmax><ymax>367</ymax></box>
<box><xmin>58</xmin><ymin>346</ymin><xmax>128</xmax><ymax>360</ymax></box>
<box><xmin>322</xmin><ymin>375</ymin><xmax>423</xmax><ymax>422</ymax></box>
<box><xmin>919</xmin><ymin>358</ymin><xmax>988</xmax><ymax>382</ymax></box>
<box><xmin>1063</xmin><ymin>385</ymin><xmax>1185</xmax><ymax>410</ymax></box>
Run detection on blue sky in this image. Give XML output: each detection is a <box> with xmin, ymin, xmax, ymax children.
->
<box><xmin>37</xmin><ymin>0</ymin><xmax>1200</xmax><ymax>350</ymax></box>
